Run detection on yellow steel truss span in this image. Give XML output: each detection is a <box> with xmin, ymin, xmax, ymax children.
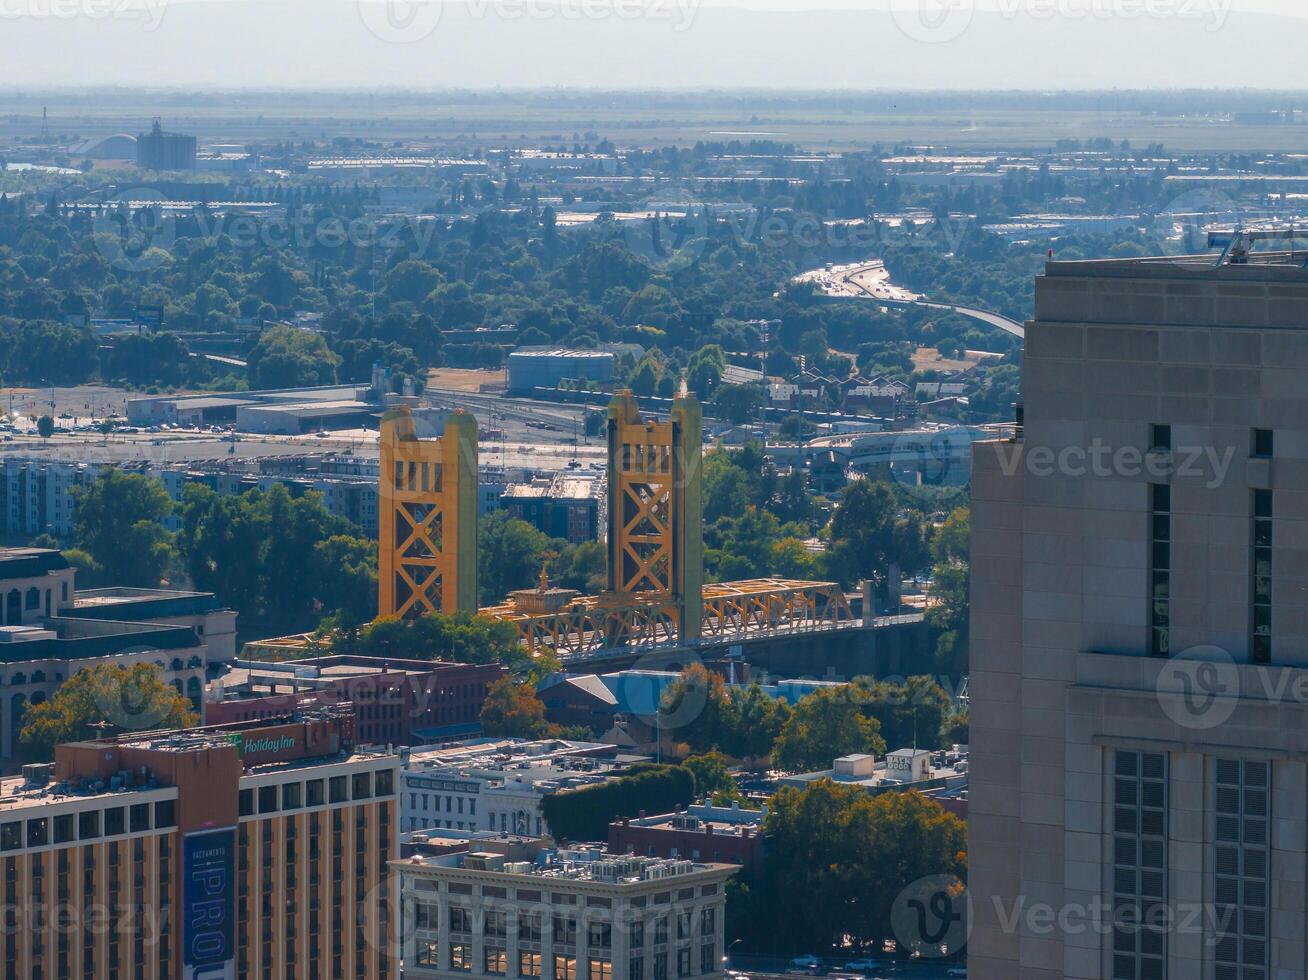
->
<box><xmin>481</xmin><ymin>579</ymin><xmax>854</xmax><ymax>659</ymax></box>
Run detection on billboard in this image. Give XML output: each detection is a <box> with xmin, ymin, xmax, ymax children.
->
<box><xmin>183</xmin><ymin>827</ymin><xmax>236</xmax><ymax>980</ymax></box>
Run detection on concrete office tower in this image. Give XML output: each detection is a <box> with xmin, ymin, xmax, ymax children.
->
<box><xmin>969</xmin><ymin>253</ymin><xmax>1308</xmax><ymax>979</ymax></box>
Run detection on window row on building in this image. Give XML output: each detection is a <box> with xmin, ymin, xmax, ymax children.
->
<box><xmin>238</xmin><ymin>766</ymin><xmax>396</xmax><ymax>817</ymax></box>
<box><xmin>0</xmin><ymin>797</ymin><xmax>176</xmax><ymax>854</ymax></box>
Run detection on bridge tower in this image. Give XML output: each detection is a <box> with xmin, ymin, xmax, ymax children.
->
<box><xmin>378</xmin><ymin>406</ymin><xmax>479</xmax><ymax>620</ymax></box>
<box><xmin>605</xmin><ymin>391</ymin><xmax>703</xmax><ymax>641</ymax></box>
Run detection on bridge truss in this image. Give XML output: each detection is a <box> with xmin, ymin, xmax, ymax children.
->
<box><xmin>481</xmin><ymin>578</ymin><xmax>856</xmax><ymax>661</ymax></box>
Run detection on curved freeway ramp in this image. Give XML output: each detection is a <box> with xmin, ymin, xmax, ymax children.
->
<box><xmin>885</xmin><ymin>297</ymin><xmax>1025</xmax><ymax>339</ymax></box>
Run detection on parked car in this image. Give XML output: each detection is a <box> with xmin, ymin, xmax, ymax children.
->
<box><xmin>789</xmin><ymin>956</ymin><xmax>821</xmax><ymax>969</ymax></box>
<box><xmin>946</xmin><ymin>969</ymin><xmax>968</xmax><ymax>978</ymax></box>
<box><xmin>842</xmin><ymin>961</ymin><xmax>881</xmax><ymax>973</ymax></box>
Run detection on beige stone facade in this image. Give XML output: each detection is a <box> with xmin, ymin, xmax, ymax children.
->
<box><xmin>969</xmin><ymin>256</ymin><xmax>1308</xmax><ymax>980</ymax></box>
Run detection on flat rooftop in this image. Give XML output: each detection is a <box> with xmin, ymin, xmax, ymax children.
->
<box><xmin>0</xmin><ymin>547</ymin><xmax>70</xmax><ymax>579</ymax></box>
<box><xmin>0</xmin><ymin>771</ymin><xmax>176</xmax><ymax>814</ymax></box>
<box><xmin>1045</xmin><ymin>250</ymin><xmax>1308</xmax><ymax>280</ymax></box>
<box><xmin>406</xmin><ymin>845</ymin><xmax>732</xmax><ymax>884</ymax></box>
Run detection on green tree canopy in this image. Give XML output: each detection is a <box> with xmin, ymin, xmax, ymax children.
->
<box><xmin>247</xmin><ymin>324</ymin><xmax>340</xmax><ymax>389</ymax></box>
<box><xmin>480</xmin><ymin>677</ymin><xmax>551</xmax><ymax>739</ymax></box>
<box><xmin>73</xmin><ymin>469</ymin><xmax>177</xmax><ymax>587</ymax></box>
<box><xmin>773</xmin><ymin>685</ymin><xmax>886</xmax><ymax>773</ymax></box>
<box><xmin>479</xmin><ymin>512</ymin><xmax>553</xmax><ymax>606</ymax></box>
<box><xmin>540</xmin><ymin>764</ymin><xmax>695</xmax><ymax>842</ymax></box>
<box><xmin>19</xmin><ymin>663</ymin><xmax>197</xmax><ymax>763</ymax></box>
<box><xmin>927</xmin><ymin>507</ymin><xmax>971</xmax><ymax>676</ymax></box>
<box><xmin>751</xmin><ymin>781</ymin><xmax>967</xmax><ymax>953</ymax></box>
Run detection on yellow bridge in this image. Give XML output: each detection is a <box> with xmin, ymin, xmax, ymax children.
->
<box><xmin>248</xmin><ymin>390</ymin><xmax>866</xmax><ymax>663</ymax></box>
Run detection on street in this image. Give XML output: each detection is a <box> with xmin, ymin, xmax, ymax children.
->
<box><xmin>730</xmin><ymin>955</ymin><xmax>966</xmax><ymax>980</ymax></box>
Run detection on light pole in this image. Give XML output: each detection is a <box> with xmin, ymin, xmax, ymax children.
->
<box><xmin>723</xmin><ymin>939</ymin><xmax>743</xmax><ymax>973</ymax></box>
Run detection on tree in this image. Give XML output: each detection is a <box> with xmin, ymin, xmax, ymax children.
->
<box><xmin>703</xmin><ymin>451</ymin><xmax>752</xmax><ymax>525</ymax></box>
<box><xmin>773</xmin><ymin>685</ymin><xmax>885</xmax><ymax>773</ymax></box>
<box><xmin>553</xmin><ymin>540</ymin><xmax>606</xmax><ymax>594</ymax></box>
<box><xmin>479</xmin><ymin>512</ymin><xmax>552</xmax><ymax>606</ymax></box>
<box><xmin>36</xmin><ymin>414</ymin><xmax>54</xmax><ymax>440</ymax></box>
<box><xmin>927</xmin><ymin>507</ymin><xmax>970</xmax><ymax>676</ymax></box>
<box><xmin>860</xmin><ymin>676</ymin><xmax>954</xmax><ymax>751</ymax></box>
<box><xmin>177</xmin><ymin>482</ymin><xmax>370</xmax><ymax>631</ymax></box>
<box><xmin>757</xmin><ymin>781</ymin><xmax>967</xmax><ymax>953</ymax></box>
<box><xmin>341</xmin><ymin>611</ymin><xmax>530</xmax><ymax>673</ymax></box>
<box><xmin>659</xmin><ymin>664</ymin><xmax>726</xmax><ymax>754</ymax></box>
<box><xmin>312</xmin><ymin>534</ymin><xmax>379</xmax><ymax>626</ymax></box>
<box><xmin>944</xmin><ymin>711</ymin><xmax>969</xmax><ymax>746</ymax></box>
<box><xmin>19</xmin><ymin>663</ymin><xmax>197</xmax><ymax>763</ymax></box>
<box><xmin>247</xmin><ymin>324</ymin><xmax>340</xmax><ymax>389</ymax></box>
<box><xmin>540</xmin><ymin>764</ymin><xmax>695</xmax><ymax>842</ymax></box>
<box><xmin>685</xmin><ymin>344</ymin><xmax>726</xmax><ymax>400</ymax></box>
<box><xmin>61</xmin><ymin>547</ymin><xmax>107</xmax><ymax>588</ymax></box>
<box><xmin>682</xmin><ymin>752</ymin><xmax>742</xmax><ymax>803</ymax></box>
<box><xmin>480</xmin><ymin>677</ymin><xmax>551</xmax><ymax>739</ymax></box>
<box><xmin>713</xmin><ymin>383</ymin><xmax>764</xmax><ymax>426</ymax></box>
<box><xmin>718</xmin><ymin>683</ymin><xmax>791</xmax><ymax>761</ymax></box>
<box><xmin>73</xmin><ymin>469</ymin><xmax>177</xmax><ymax>587</ymax></box>
<box><xmin>825</xmin><ymin>480</ymin><xmax>929</xmax><ymax>592</ymax></box>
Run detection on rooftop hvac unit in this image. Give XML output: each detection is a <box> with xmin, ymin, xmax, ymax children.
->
<box><xmin>21</xmin><ymin>763</ymin><xmax>53</xmax><ymax>786</ymax></box>
<box><xmin>464</xmin><ymin>853</ymin><xmax>506</xmax><ymax>872</ymax></box>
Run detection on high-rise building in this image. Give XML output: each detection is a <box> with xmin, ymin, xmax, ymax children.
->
<box><xmin>395</xmin><ymin>838</ymin><xmax>736</xmax><ymax>980</ymax></box>
<box><xmin>0</xmin><ymin>706</ymin><xmax>398</xmax><ymax>979</ymax></box>
<box><xmin>969</xmin><ymin>252</ymin><xmax>1308</xmax><ymax>978</ymax></box>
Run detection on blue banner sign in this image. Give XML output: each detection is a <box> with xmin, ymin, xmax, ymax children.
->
<box><xmin>183</xmin><ymin>827</ymin><xmax>236</xmax><ymax>980</ymax></box>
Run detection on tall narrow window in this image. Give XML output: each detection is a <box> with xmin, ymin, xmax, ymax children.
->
<box><xmin>1112</xmin><ymin>751</ymin><xmax>1168</xmax><ymax>980</ymax></box>
<box><xmin>1150</xmin><ymin>483</ymin><xmax>1171</xmax><ymax>658</ymax></box>
<box><xmin>1252</xmin><ymin>428</ymin><xmax>1273</xmax><ymax>459</ymax></box>
<box><xmin>1150</xmin><ymin>424</ymin><xmax>1172</xmax><ymax>452</ymax></box>
<box><xmin>1214</xmin><ymin>759</ymin><xmax>1270</xmax><ymax>980</ymax></box>
<box><xmin>1251</xmin><ymin>490</ymin><xmax>1272</xmax><ymax>666</ymax></box>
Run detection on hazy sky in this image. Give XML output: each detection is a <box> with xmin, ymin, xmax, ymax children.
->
<box><xmin>6</xmin><ymin>0</ymin><xmax>1308</xmax><ymax>90</ymax></box>
<box><xmin>669</xmin><ymin>0</ymin><xmax>1304</xmax><ymax>12</ymax></box>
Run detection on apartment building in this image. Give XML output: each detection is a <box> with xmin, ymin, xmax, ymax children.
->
<box><xmin>395</xmin><ymin>839</ymin><xmax>736</xmax><ymax>980</ymax></box>
<box><xmin>0</xmin><ymin>705</ymin><xmax>398</xmax><ymax>980</ymax></box>
<box><xmin>206</xmin><ymin>655</ymin><xmax>505</xmax><ymax>744</ymax></box>
<box><xmin>968</xmin><ymin>251</ymin><xmax>1308</xmax><ymax>979</ymax></box>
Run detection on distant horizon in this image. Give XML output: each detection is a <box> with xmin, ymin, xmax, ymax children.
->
<box><xmin>5</xmin><ymin>1</ymin><xmax>1308</xmax><ymax>91</ymax></box>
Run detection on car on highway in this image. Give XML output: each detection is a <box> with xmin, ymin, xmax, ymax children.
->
<box><xmin>946</xmin><ymin>969</ymin><xmax>967</xmax><ymax>978</ymax></box>
<box><xmin>789</xmin><ymin>956</ymin><xmax>821</xmax><ymax>969</ymax></box>
<box><xmin>841</xmin><ymin>960</ymin><xmax>881</xmax><ymax>973</ymax></box>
